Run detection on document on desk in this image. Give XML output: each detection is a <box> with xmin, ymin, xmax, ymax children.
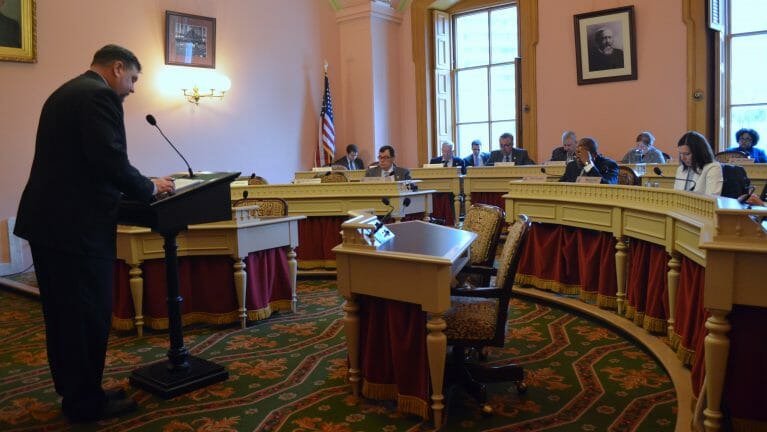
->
<box><xmin>174</xmin><ymin>177</ymin><xmax>204</xmax><ymax>191</ymax></box>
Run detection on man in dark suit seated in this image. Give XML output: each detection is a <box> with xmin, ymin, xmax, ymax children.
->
<box><xmin>430</xmin><ymin>140</ymin><xmax>466</xmax><ymax>174</ymax></box>
<box><xmin>487</xmin><ymin>132</ymin><xmax>536</xmax><ymax>165</ymax></box>
<box><xmin>364</xmin><ymin>145</ymin><xmax>411</xmax><ymax>180</ymax></box>
<box><xmin>559</xmin><ymin>137</ymin><xmax>619</xmax><ymax>184</ymax></box>
<box><xmin>333</xmin><ymin>143</ymin><xmax>365</xmax><ymax>170</ymax></box>
<box><xmin>463</xmin><ymin>139</ymin><xmax>490</xmax><ymax>168</ymax></box>
<box><xmin>550</xmin><ymin>130</ymin><xmax>577</xmax><ymax>162</ymax></box>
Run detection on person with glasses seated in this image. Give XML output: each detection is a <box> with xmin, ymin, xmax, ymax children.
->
<box><xmin>430</xmin><ymin>140</ymin><xmax>466</xmax><ymax>174</ymax></box>
<box><xmin>550</xmin><ymin>130</ymin><xmax>577</xmax><ymax>162</ymax></box>
<box><xmin>487</xmin><ymin>132</ymin><xmax>536</xmax><ymax>166</ymax></box>
<box><xmin>559</xmin><ymin>137</ymin><xmax>619</xmax><ymax>184</ymax></box>
<box><xmin>620</xmin><ymin>131</ymin><xmax>666</xmax><ymax>164</ymax></box>
<box><xmin>333</xmin><ymin>143</ymin><xmax>365</xmax><ymax>170</ymax></box>
<box><xmin>364</xmin><ymin>145</ymin><xmax>411</xmax><ymax>180</ymax></box>
<box><xmin>734</xmin><ymin>128</ymin><xmax>766</xmax><ymax>163</ymax></box>
<box><xmin>674</xmin><ymin>131</ymin><xmax>722</xmax><ymax>195</ymax></box>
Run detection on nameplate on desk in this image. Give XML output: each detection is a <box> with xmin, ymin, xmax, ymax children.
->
<box><xmin>522</xmin><ymin>175</ymin><xmax>547</xmax><ymax>183</ymax></box>
<box><xmin>729</xmin><ymin>158</ymin><xmax>754</xmax><ymax>165</ymax></box>
<box><xmin>576</xmin><ymin>176</ymin><xmax>601</xmax><ymax>184</ymax></box>
<box><xmin>494</xmin><ymin>162</ymin><xmax>516</xmax><ymax>167</ymax></box>
<box><xmin>422</xmin><ymin>163</ymin><xmax>444</xmax><ymax>168</ymax></box>
<box><xmin>545</xmin><ymin>161</ymin><xmax>566</xmax><ymax>166</ymax></box>
<box><xmin>293</xmin><ymin>178</ymin><xmax>322</xmax><ymax>184</ymax></box>
<box><xmin>360</xmin><ymin>176</ymin><xmax>394</xmax><ymax>183</ymax></box>
<box><xmin>231</xmin><ymin>180</ymin><xmax>249</xmax><ymax>187</ymax></box>
<box><xmin>311</xmin><ymin>166</ymin><xmax>332</xmax><ymax>172</ymax></box>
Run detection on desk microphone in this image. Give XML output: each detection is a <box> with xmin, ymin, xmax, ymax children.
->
<box><xmin>737</xmin><ymin>185</ymin><xmax>756</xmax><ymax>204</ymax></box>
<box><xmin>653</xmin><ymin>166</ymin><xmax>696</xmax><ymax>191</ymax></box>
<box><xmin>373</xmin><ymin>197</ymin><xmax>395</xmax><ymax>234</ymax></box>
<box><xmin>146</xmin><ymin>114</ymin><xmax>195</xmax><ymax>178</ymax></box>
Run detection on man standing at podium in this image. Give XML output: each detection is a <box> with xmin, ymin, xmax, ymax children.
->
<box><xmin>14</xmin><ymin>44</ymin><xmax>175</xmax><ymax>422</ymax></box>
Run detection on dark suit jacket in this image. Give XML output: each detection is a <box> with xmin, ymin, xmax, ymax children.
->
<box><xmin>15</xmin><ymin>70</ymin><xmax>154</xmax><ymax>258</ymax></box>
<box><xmin>550</xmin><ymin>147</ymin><xmax>572</xmax><ymax>162</ymax></box>
<box><xmin>559</xmin><ymin>155</ymin><xmax>619</xmax><ymax>184</ymax></box>
<box><xmin>429</xmin><ymin>156</ymin><xmax>466</xmax><ymax>174</ymax></box>
<box><xmin>463</xmin><ymin>152</ymin><xmax>490</xmax><ymax>167</ymax></box>
<box><xmin>487</xmin><ymin>148</ymin><xmax>536</xmax><ymax>166</ymax></box>
<box><xmin>364</xmin><ymin>165</ymin><xmax>411</xmax><ymax>181</ymax></box>
<box><xmin>332</xmin><ymin>156</ymin><xmax>365</xmax><ymax>170</ymax></box>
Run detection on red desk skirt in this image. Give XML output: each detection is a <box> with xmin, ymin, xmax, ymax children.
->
<box><xmin>112</xmin><ymin>248</ymin><xmax>292</xmax><ymax>331</ymax></box>
<box><xmin>470</xmin><ymin>192</ymin><xmax>505</xmax><ymax>209</ymax></box>
<box><xmin>625</xmin><ymin>239</ymin><xmax>669</xmax><ymax>333</ymax></box>
<box><xmin>431</xmin><ymin>192</ymin><xmax>455</xmax><ymax>226</ymax></box>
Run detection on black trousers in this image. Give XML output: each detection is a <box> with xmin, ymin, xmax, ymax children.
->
<box><xmin>30</xmin><ymin>243</ymin><xmax>113</xmax><ymax>416</ymax></box>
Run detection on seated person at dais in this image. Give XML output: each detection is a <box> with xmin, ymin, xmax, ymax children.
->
<box><xmin>364</xmin><ymin>145</ymin><xmax>411</xmax><ymax>180</ymax></box>
<box><xmin>550</xmin><ymin>130</ymin><xmax>577</xmax><ymax>162</ymax></box>
<box><xmin>430</xmin><ymin>140</ymin><xmax>466</xmax><ymax>174</ymax></box>
<box><xmin>559</xmin><ymin>137</ymin><xmax>619</xmax><ymax>184</ymax></box>
<box><xmin>333</xmin><ymin>143</ymin><xmax>365</xmax><ymax>170</ymax></box>
<box><xmin>463</xmin><ymin>139</ymin><xmax>491</xmax><ymax>167</ymax></box>
<box><xmin>487</xmin><ymin>133</ymin><xmax>536</xmax><ymax>166</ymax></box>
<box><xmin>733</xmin><ymin>128</ymin><xmax>767</xmax><ymax>163</ymax></box>
<box><xmin>674</xmin><ymin>131</ymin><xmax>722</xmax><ymax>195</ymax></box>
<box><xmin>620</xmin><ymin>131</ymin><xmax>666</xmax><ymax>164</ymax></box>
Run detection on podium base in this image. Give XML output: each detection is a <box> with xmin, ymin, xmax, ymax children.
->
<box><xmin>129</xmin><ymin>356</ymin><xmax>228</xmax><ymax>399</ymax></box>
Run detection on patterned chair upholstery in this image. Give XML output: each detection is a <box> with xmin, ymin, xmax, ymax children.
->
<box><xmin>618</xmin><ymin>165</ymin><xmax>641</xmax><ymax>186</ymax></box>
<box><xmin>318</xmin><ymin>171</ymin><xmax>349</xmax><ymax>183</ymax></box>
<box><xmin>443</xmin><ymin>214</ymin><xmax>531</xmax><ymax>414</ymax></box>
<box><xmin>457</xmin><ymin>204</ymin><xmax>505</xmax><ymax>287</ymax></box>
<box><xmin>245</xmin><ymin>174</ymin><xmax>269</xmax><ymax>185</ymax></box>
<box><xmin>232</xmin><ymin>192</ymin><xmax>288</xmax><ymax>217</ymax></box>
<box><xmin>714</xmin><ymin>150</ymin><xmax>749</xmax><ymax>163</ymax></box>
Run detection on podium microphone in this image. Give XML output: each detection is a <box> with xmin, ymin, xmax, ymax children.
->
<box><xmin>373</xmin><ymin>197</ymin><xmax>395</xmax><ymax>234</ymax></box>
<box><xmin>653</xmin><ymin>166</ymin><xmax>696</xmax><ymax>190</ymax></box>
<box><xmin>146</xmin><ymin>114</ymin><xmax>195</xmax><ymax>178</ymax></box>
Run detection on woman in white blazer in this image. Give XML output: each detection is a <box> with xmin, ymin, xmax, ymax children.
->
<box><xmin>674</xmin><ymin>131</ymin><xmax>723</xmax><ymax>196</ymax></box>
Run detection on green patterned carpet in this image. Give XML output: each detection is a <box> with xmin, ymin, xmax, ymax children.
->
<box><xmin>0</xmin><ymin>278</ymin><xmax>676</xmax><ymax>431</ymax></box>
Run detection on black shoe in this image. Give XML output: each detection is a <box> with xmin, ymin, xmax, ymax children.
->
<box><xmin>64</xmin><ymin>396</ymin><xmax>137</xmax><ymax>422</ymax></box>
<box><xmin>105</xmin><ymin>388</ymin><xmax>127</xmax><ymax>401</ymax></box>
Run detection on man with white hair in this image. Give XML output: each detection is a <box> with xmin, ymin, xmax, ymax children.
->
<box><xmin>430</xmin><ymin>140</ymin><xmax>466</xmax><ymax>174</ymax></box>
<box><xmin>588</xmin><ymin>27</ymin><xmax>624</xmax><ymax>71</ymax></box>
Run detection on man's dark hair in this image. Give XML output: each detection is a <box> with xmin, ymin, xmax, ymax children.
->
<box><xmin>678</xmin><ymin>131</ymin><xmax>715</xmax><ymax>172</ymax></box>
<box><xmin>379</xmin><ymin>145</ymin><xmax>395</xmax><ymax>158</ymax></box>
<box><xmin>636</xmin><ymin>131</ymin><xmax>656</xmax><ymax>146</ymax></box>
<box><xmin>346</xmin><ymin>144</ymin><xmax>359</xmax><ymax>154</ymax></box>
<box><xmin>578</xmin><ymin>137</ymin><xmax>599</xmax><ymax>156</ymax></box>
<box><xmin>91</xmin><ymin>44</ymin><xmax>141</xmax><ymax>72</ymax></box>
<box><xmin>735</xmin><ymin>128</ymin><xmax>760</xmax><ymax>146</ymax></box>
<box><xmin>471</xmin><ymin>139</ymin><xmax>482</xmax><ymax>147</ymax></box>
<box><xmin>499</xmin><ymin>132</ymin><xmax>513</xmax><ymax>141</ymax></box>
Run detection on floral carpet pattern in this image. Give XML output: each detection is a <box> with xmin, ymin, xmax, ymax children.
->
<box><xmin>0</xmin><ymin>278</ymin><xmax>676</xmax><ymax>431</ymax></box>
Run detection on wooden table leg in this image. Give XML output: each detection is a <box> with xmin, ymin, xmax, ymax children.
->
<box><xmin>287</xmin><ymin>246</ymin><xmax>298</xmax><ymax>313</ymax></box>
<box><xmin>233</xmin><ymin>256</ymin><xmax>247</xmax><ymax>329</ymax></box>
<box><xmin>128</xmin><ymin>263</ymin><xmax>144</xmax><ymax>337</ymax></box>
<box><xmin>614</xmin><ymin>236</ymin><xmax>627</xmax><ymax>315</ymax></box>
<box><xmin>666</xmin><ymin>253</ymin><xmax>681</xmax><ymax>339</ymax></box>
<box><xmin>703</xmin><ymin>309</ymin><xmax>731</xmax><ymax>432</ymax></box>
<box><xmin>343</xmin><ymin>296</ymin><xmax>360</xmax><ymax>400</ymax></box>
<box><xmin>426</xmin><ymin>313</ymin><xmax>447</xmax><ymax>429</ymax></box>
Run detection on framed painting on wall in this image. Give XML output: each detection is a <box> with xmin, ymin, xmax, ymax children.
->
<box><xmin>165</xmin><ymin>10</ymin><xmax>216</xmax><ymax>68</ymax></box>
<box><xmin>0</xmin><ymin>0</ymin><xmax>36</xmax><ymax>63</ymax></box>
<box><xmin>574</xmin><ymin>5</ymin><xmax>637</xmax><ymax>85</ymax></box>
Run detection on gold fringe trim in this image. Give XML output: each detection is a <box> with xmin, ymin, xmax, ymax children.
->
<box><xmin>246</xmin><ymin>306</ymin><xmax>273</xmax><ymax>321</ymax></box>
<box><xmin>732</xmin><ymin>417</ymin><xmax>767</xmax><ymax>432</ymax></box>
<box><xmin>642</xmin><ymin>316</ymin><xmax>668</xmax><ymax>334</ymax></box>
<box><xmin>111</xmin><ymin>317</ymin><xmax>136</xmax><ymax>331</ymax></box>
<box><xmin>298</xmin><ymin>259</ymin><xmax>336</xmax><ymax>270</ymax></box>
<box><xmin>675</xmin><ymin>344</ymin><xmax>695</xmax><ymax>367</ymax></box>
<box><xmin>595</xmin><ymin>294</ymin><xmax>616</xmax><ymax>310</ymax></box>
<box><xmin>624</xmin><ymin>305</ymin><xmax>636</xmax><ymax>320</ymax></box>
<box><xmin>397</xmin><ymin>394</ymin><xmax>430</xmax><ymax>420</ymax></box>
<box><xmin>362</xmin><ymin>380</ymin><xmax>399</xmax><ymax>400</ymax></box>
<box><xmin>269</xmin><ymin>299</ymin><xmax>293</xmax><ymax>312</ymax></box>
<box><xmin>515</xmin><ymin>274</ymin><xmax>581</xmax><ymax>295</ymax></box>
<box><xmin>361</xmin><ymin>380</ymin><xmax>430</xmax><ymax>420</ymax></box>
<box><xmin>579</xmin><ymin>290</ymin><xmax>597</xmax><ymax>303</ymax></box>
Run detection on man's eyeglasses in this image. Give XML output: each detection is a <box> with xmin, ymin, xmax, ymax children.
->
<box><xmin>378</xmin><ymin>155</ymin><xmax>393</xmax><ymax>160</ymax></box>
<box><xmin>501</xmin><ymin>143</ymin><xmax>513</xmax><ymax>147</ymax></box>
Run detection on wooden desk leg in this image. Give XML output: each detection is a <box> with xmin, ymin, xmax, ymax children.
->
<box><xmin>426</xmin><ymin>314</ymin><xmax>447</xmax><ymax>429</ymax></box>
<box><xmin>465</xmin><ymin>193</ymin><xmax>472</xmax><ymax>211</ymax></box>
<box><xmin>453</xmin><ymin>193</ymin><xmax>461</xmax><ymax>227</ymax></box>
<box><xmin>703</xmin><ymin>309</ymin><xmax>731</xmax><ymax>432</ymax></box>
<box><xmin>666</xmin><ymin>253</ymin><xmax>681</xmax><ymax>339</ymax></box>
<box><xmin>422</xmin><ymin>194</ymin><xmax>432</xmax><ymax>222</ymax></box>
<box><xmin>128</xmin><ymin>263</ymin><xmax>144</xmax><ymax>337</ymax></box>
<box><xmin>233</xmin><ymin>257</ymin><xmax>247</xmax><ymax>329</ymax></box>
<box><xmin>343</xmin><ymin>297</ymin><xmax>360</xmax><ymax>400</ymax></box>
<box><xmin>614</xmin><ymin>236</ymin><xmax>627</xmax><ymax>315</ymax></box>
<box><xmin>287</xmin><ymin>246</ymin><xmax>298</xmax><ymax>313</ymax></box>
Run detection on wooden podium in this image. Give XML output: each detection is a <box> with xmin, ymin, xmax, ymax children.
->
<box><xmin>333</xmin><ymin>217</ymin><xmax>476</xmax><ymax>428</ymax></box>
<box><xmin>118</xmin><ymin>171</ymin><xmax>239</xmax><ymax>398</ymax></box>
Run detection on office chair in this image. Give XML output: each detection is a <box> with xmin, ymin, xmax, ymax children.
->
<box><xmin>457</xmin><ymin>204</ymin><xmax>505</xmax><ymax>287</ymax></box>
<box><xmin>617</xmin><ymin>166</ymin><xmax>641</xmax><ymax>186</ymax></box>
<box><xmin>720</xmin><ymin>163</ymin><xmax>751</xmax><ymax>200</ymax></box>
<box><xmin>714</xmin><ymin>150</ymin><xmax>749</xmax><ymax>163</ymax></box>
<box><xmin>444</xmin><ymin>214</ymin><xmax>531</xmax><ymax>414</ymax></box>
<box><xmin>318</xmin><ymin>171</ymin><xmax>349</xmax><ymax>183</ymax></box>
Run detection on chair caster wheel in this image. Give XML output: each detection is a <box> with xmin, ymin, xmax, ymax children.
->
<box><xmin>516</xmin><ymin>381</ymin><xmax>528</xmax><ymax>394</ymax></box>
<box><xmin>481</xmin><ymin>404</ymin><xmax>493</xmax><ymax>416</ymax></box>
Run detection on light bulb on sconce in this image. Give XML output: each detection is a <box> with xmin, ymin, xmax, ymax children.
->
<box><xmin>182</xmin><ymin>86</ymin><xmax>226</xmax><ymax>105</ymax></box>
<box><xmin>180</xmin><ymin>72</ymin><xmax>231</xmax><ymax>105</ymax></box>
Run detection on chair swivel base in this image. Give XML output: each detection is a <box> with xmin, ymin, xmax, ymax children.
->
<box><xmin>446</xmin><ymin>348</ymin><xmax>526</xmax><ymax>415</ymax></box>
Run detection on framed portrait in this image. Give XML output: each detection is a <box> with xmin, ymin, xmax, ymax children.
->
<box><xmin>574</xmin><ymin>6</ymin><xmax>637</xmax><ymax>85</ymax></box>
<box><xmin>165</xmin><ymin>10</ymin><xmax>215</xmax><ymax>68</ymax></box>
<box><xmin>0</xmin><ymin>0</ymin><xmax>36</xmax><ymax>63</ymax></box>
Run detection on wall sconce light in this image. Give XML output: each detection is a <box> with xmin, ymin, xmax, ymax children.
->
<box><xmin>182</xmin><ymin>86</ymin><xmax>226</xmax><ymax>105</ymax></box>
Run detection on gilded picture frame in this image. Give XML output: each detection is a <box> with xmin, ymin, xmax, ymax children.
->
<box><xmin>0</xmin><ymin>0</ymin><xmax>36</xmax><ymax>63</ymax></box>
<box><xmin>574</xmin><ymin>6</ymin><xmax>637</xmax><ymax>85</ymax></box>
<box><xmin>165</xmin><ymin>10</ymin><xmax>216</xmax><ymax>68</ymax></box>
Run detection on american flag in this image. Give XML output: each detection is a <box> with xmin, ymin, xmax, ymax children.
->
<box><xmin>316</xmin><ymin>70</ymin><xmax>335</xmax><ymax>167</ymax></box>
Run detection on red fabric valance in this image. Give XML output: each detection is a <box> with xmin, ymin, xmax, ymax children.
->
<box><xmin>625</xmin><ymin>239</ymin><xmax>669</xmax><ymax>333</ymax></box>
<box><xmin>431</xmin><ymin>192</ymin><xmax>455</xmax><ymax>226</ymax></box>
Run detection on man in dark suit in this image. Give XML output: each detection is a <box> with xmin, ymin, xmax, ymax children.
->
<box><xmin>559</xmin><ymin>137</ymin><xmax>619</xmax><ymax>184</ymax></box>
<box><xmin>14</xmin><ymin>45</ymin><xmax>175</xmax><ymax>422</ymax></box>
<box><xmin>463</xmin><ymin>139</ymin><xmax>490</xmax><ymax>168</ymax></box>
<box><xmin>550</xmin><ymin>130</ymin><xmax>577</xmax><ymax>162</ymax></box>
<box><xmin>332</xmin><ymin>143</ymin><xmax>365</xmax><ymax>170</ymax></box>
<box><xmin>429</xmin><ymin>140</ymin><xmax>466</xmax><ymax>174</ymax></box>
<box><xmin>487</xmin><ymin>132</ymin><xmax>536</xmax><ymax>165</ymax></box>
<box><xmin>364</xmin><ymin>145</ymin><xmax>411</xmax><ymax>180</ymax></box>
<box><xmin>588</xmin><ymin>27</ymin><xmax>624</xmax><ymax>71</ymax></box>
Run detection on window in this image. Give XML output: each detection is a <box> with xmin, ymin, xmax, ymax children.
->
<box><xmin>726</xmin><ymin>0</ymin><xmax>767</xmax><ymax>148</ymax></box>
<box><xmin>453</xmin><ymin>5</ymin><xmax>519</xmax><ymax>157</ymax></box>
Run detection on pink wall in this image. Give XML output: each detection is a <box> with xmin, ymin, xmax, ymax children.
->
<box><xmin>0</xmin><ymin>0</ymin><xmax>341</xmax><ymax>219</ymax></box>
<box><xmin>536</xmin><ymin>0</ymin><xmax>687</xmax><ymax>161</ymax></box>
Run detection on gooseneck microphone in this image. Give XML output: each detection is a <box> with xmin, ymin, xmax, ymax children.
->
<box><xmin>653</xmin><ymin>166</ymin><xmax>696</xmax><ymax>190</ymax></box>
<box><xmin>373</xmin><ymin>197</ymin><xmax>395</xmax><ymax>234</ymax></box>
<box><xmin>146</xmin><ymin>114</ymin><xmax>195</xmax><ymax>178</ymax></box>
